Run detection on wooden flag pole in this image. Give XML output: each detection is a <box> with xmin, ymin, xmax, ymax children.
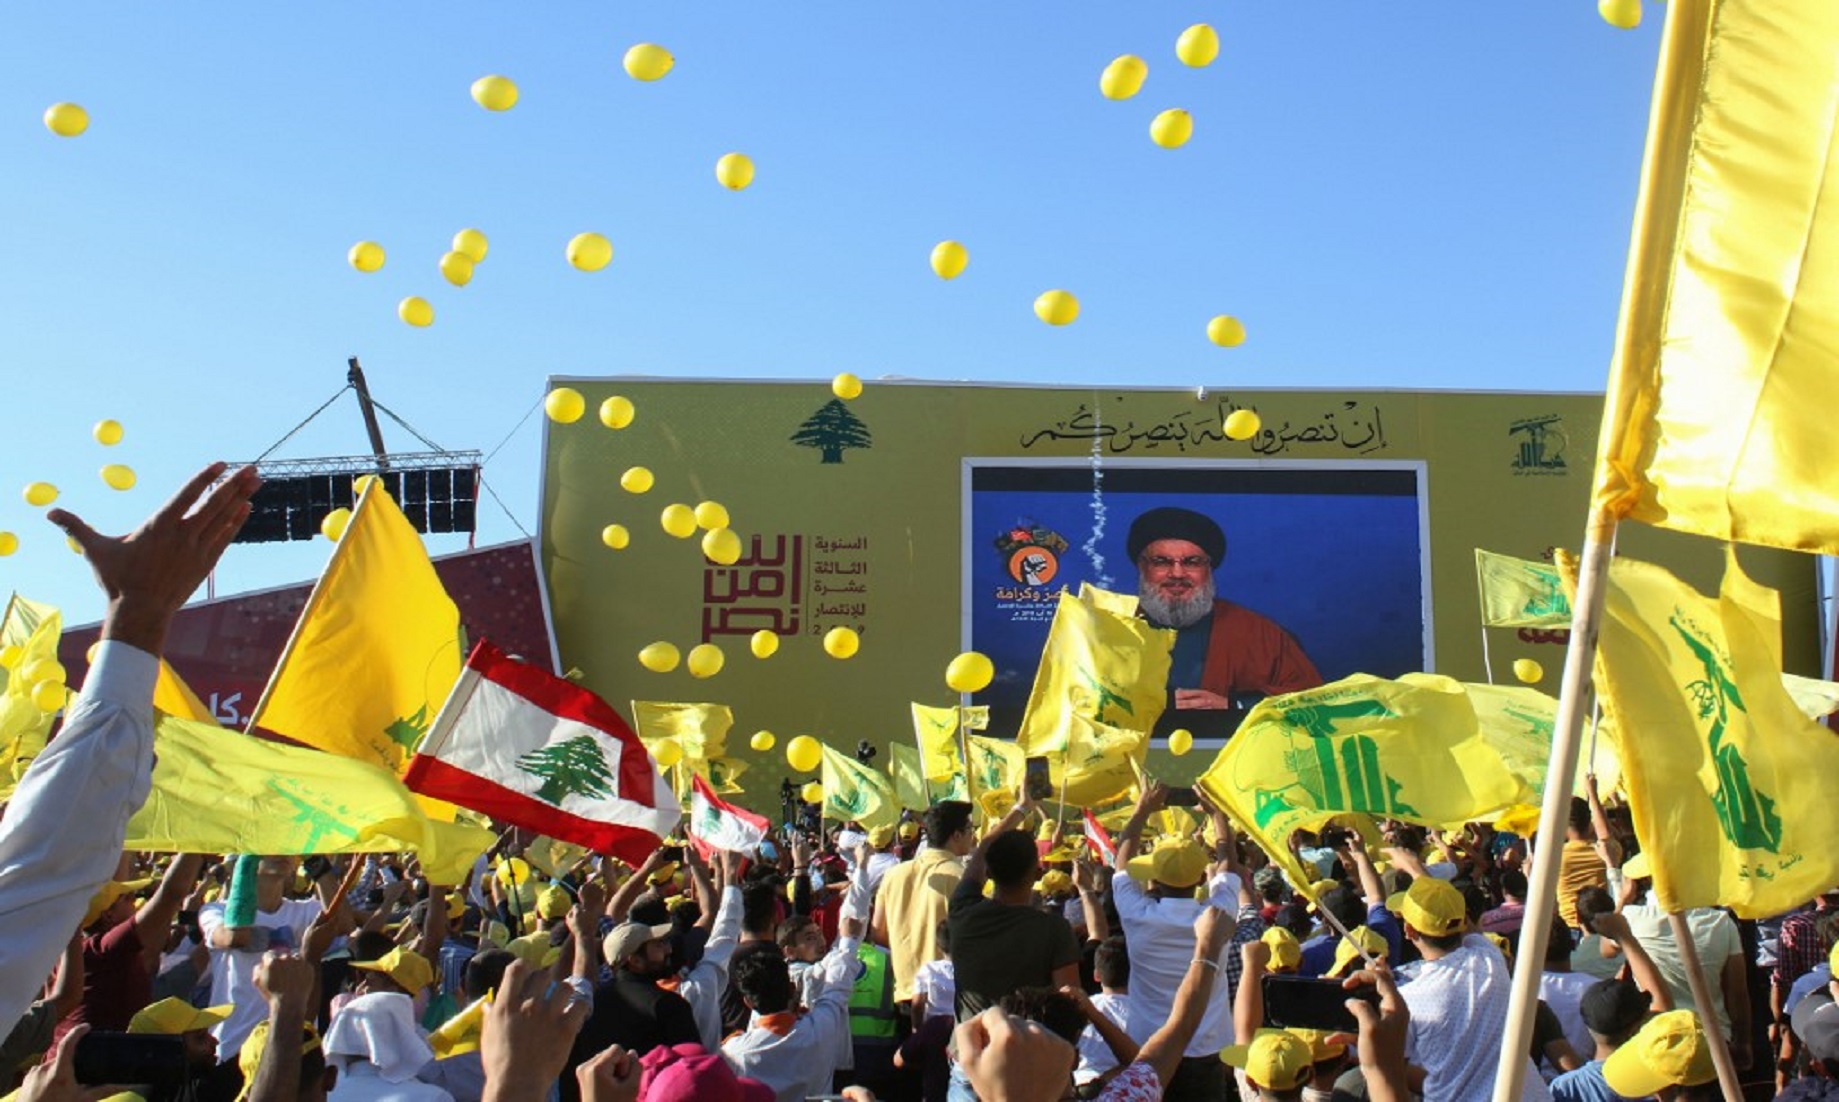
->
<box><xmin>1669</xmin><ymin>911</ymin><xmax>1745</xmax><ymax>1101</ymax></box>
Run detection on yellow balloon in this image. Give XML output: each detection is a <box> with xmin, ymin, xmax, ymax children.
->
<box><xmin>0</xmin><ymin>644</ymin><xmax>21</xmax><ymax>669</ymax></box>
<box><xmin>801</xmin><ymin>781</ymin><xmax>824</xmax><ymax>805</ymax></box>
<box><xmin>470</xmin><ymin>75</ymin><xmax>519</xmax><ymax>111</ymax></box>
<box><xmin>694</xmin><ymin>501</ymin><xmax>730</xmax><ymax>529</ymax></box>
<box><xmin>831</xmin><ymin>373</ymin><xmax>863</xmax><ymax>400</ymax></box>
<box><xmin>353</xmin><ymin>474</ymin><xmax>383</xmax><ymax>495</ymax></box>
<box><xmin>67</xmin><ymin>537</ymin><xmax>83</xmax><ymax>555</ymax></box>
<box><xmin>715</xmin><ymin>152</ymin><xmax>755</xmax><ymax>190</ymax></box>
<box><xmin>599</xmin><ymin>396</ymin><xmax>636</xmax><ymax>429</ymax></box>
<box><xmin>1513</xmin><ymin>658</ymin><xmax>1545</xmax><ymax>684</ymax></box>
<box><xmin>1168</xmin><ymin>728</ymin><xmax>1194</xmax><ymax>757</ymax></box>
<box><xmin>750</xmin><ymin>730</ymin><xmax>776</xmax><ymax>752</ymax></box>
<box><xmin>624</xmin><ymin>43</ymin><xmax>675</xmax><ymax>81</ymax></box>
<box><xmin>786</xmin><ymin>735</ymin><xmax>822</xmax><ymax>773</ymax></box>
<box><xmin>453</xmin><ymin>228</ymin><xmax>489</xmax><ymax>263</ymax></box>
<box><xmin>945</xmin><ymin>651</ymin><xmax>995</xmax><ymax>694</ymax></box>
<box><xmin>0</xmin><ymin>532</ymin><xmax>16</xmax><ymax>557</ymax></box>
<box><xmin>1598</xmin><ymin>0</ymin><xmax>1641</xmax><ymax>29</ymax></box>
<box><xmin>1176</xmin><ymin>24</ymin><xmax>1220</xmax><ymax>67</ymax></box>
<box><xmin>702</xmin><ymin>527</ymin><xmax>742</xmax><ymax>565</ymax></box>
<box><xmin>1207</xmin><ymin>315</ymin><xmax>1246</xmax><ymax>347</ymax></box>
<box><xmin>1223</xmin><ymin>410</ymin><xmax>1261</xmax><ymax>441</ymax></box>
<box><xmin>620</xmin><ymin>466</ymin><xmax>655</xmax><ymax>494</ymax></box>
<box><xmin>931</xmin><ymin>241</ymin><xmax>969</xmax><ymax>280</ymax></box>
<box><xmin>100</xmin><ymin>464</ymin><xmax>136</xmax><ymax>491</ymax></box>
<box><xmin>823</xmin><ymin>627</ymin><xmax>860</xmax><ymax>659</ymax></box>
<box><xmin>31</xmin><ymin>681</ymin><xmax>66</xmax><ymax>713</ymax></box>
<box><xmin>24</xmin><ymin>483</ymin><xmax>58</xmax><ymax>507</ymax></box>
<box><xmin>1034</xmin><ymin>290</ymin><xmax>1079</xmax><ymax>327</ymax></box>
<box><xmin>439</xmin><ymin>250</ymin><xmax>475</xmax><ymax>287</ymax></box>
<box><xmin>348</xmin><ymin>241</ymin><xmax>386</xmax><ymax>273</ymax></box>
<box><xmin>1150</xmin><ymin>109</ymin><xmax>1194</xmax><ymax>149</ymax></box>
<box><xmin>639</xmin><ymin>641</ymin><xmax>681</xmax><ymax>673</ymax></box>
<box><xmin>601</xmin><ymin>524</ymin><xmax>630</xmax><ymax>550</ymax></box>
<box><xmin>545</xmin><ymin>387</ymin><xmax>587</xmax><ymax>424</ymax></box>
<box><xmin>398</xmin><ymin>296</ymin><xmax>434</xmax><ymax>327</ymax></box>
<box><xmin>1099</xmin><ymin>55</ymin><xmax>1148</xmax><ymax>100</ymax></box>
<box><xmin>321</xmin><ymin>507</ymin><xmax>352</xmax><ymax>541</ymax></box>
<box><xmin>686</xmin><ymin>643</ymin><xmax>725</xmax><ymax>679</ymax></box>
<box><xmin>653</xmin><ymin>738</ymin><xmax>684</xmax><ymax>768</ymax></box>
<box><xmin>93</xmin><ymin>419</ymin><xmax>124</xmax><ymax>446</ymax></box>
<box><xmin>661</xmin><ymin>503</ymin><xmax>697</xmax><ymax>539</ymax></box>
<box><xmin>86</xmin><ymin>642</ymin><xmax>101</xmax><ymax>664</ymax></box>
<box><xmin>44</xmin><ymin>102</ymin><xmax>88</xmax><ymax>137</ymax></box>
<box><xmin>567</xmin><ymin>232</ymin><xmax>614</xmax><ymax>272</ymax></box>
<box><xmin>23</xmin><ymin>658</ymin><xmax>64</xmax><ymax>686</ymax></box>
<box><xmin>750</xmin><ymin>630</ymin><xmax>780</xmax><ymax>659</ymax></box>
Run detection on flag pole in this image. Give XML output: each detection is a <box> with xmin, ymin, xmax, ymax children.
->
<box><xmin>1668</xmin><ymin>911</ymin><xmax>1745</xmax><ymax>1101</ymax></box>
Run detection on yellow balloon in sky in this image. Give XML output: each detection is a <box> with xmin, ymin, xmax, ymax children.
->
<box><xmin>1207</xmin><ymin>316</ymin><xmax>1247</xmax><ymax>347</ymax></box>
<box><xmin>661</xmin><ymin>503</ymin><xmax>698</xmax><ymax>538</ymax></box>
<box><xmin>750</xmin><ymin>730</ymin><xmax>776</xmax><ymax>752</ymax></box>
<box><xmin>694</xmin><ymin>501</ymin><xmax>730</xmax><ymax>530</ymax></box>
<box><xmin>1168</xmin><ymin>728</ymin><xmax>1194</xmax><ymax>757</ymax></box>
<box><xmin>86</xmin><ymin>642</ymin><xmax>101</xmax><ymax>664</ymax></box>
<box><xmin>321</xmin><ymin>507</ymin><xmax>352</xmax><ymax>542</ymax></box>
<box><xmin>31</xmin><ymin>681</ymin><xmax>66</xmax><ymax>713</ymax></box>
<box><xmin>94</xmin><ymin>419</ymin><xmax>124</xmax><ymax>445</ymax></box>
<box><xmin>398</xmin><ymin>296</ymin><xmax>434</xmax><ymax>327</ymax></box>
<box><xmin>620</xmin><ymin>466</ymin><xmax>654</xmax><ymax>494</ymax></box>
<box><xmin>439</xmin><ymin>250</ymin><xmax>475</xmax><ymax>287</ymax></box>
<box><xmin>831</xmin><ymin>373</ymin><xmax>863</xmax><ymax>401</ymax></box>
<box><xmin>0</xmin><ymin>644</ymin><xmax>19</xmax><ymax>669</ymax></box>
<box><xmin>545</xmin><ymin>387</ymin><xmax>586</xmax><ymax>424</ymax></box>
<box><xmin>686</xmin><ymin>643</ymin><xmax>725</xmax><ymax>679</ymax></box>
<box><xmin>599</xmin><ymin>396</ymin><xmax>636</xmax><ymax>429</ymax></box>
<box><xmin>1034</xmin><ymin>290</ymin><xmax>1079</xmax><ymax>327</ymax></box>
<box><xmin>1176</xmin><ymin>24</ymin><xmax>1220</xmax><ymax>67</ymax></box>
<box><xmin>639</xmin><ymin>641</ymin><xmax>681</xmax><ymax>673</ymax></box>
<box><xmin>1150</xmin><ymin>109</ymin><xmax>1194</xmax><ymax>149</ymax></box>
<box><xmin>1513</xmin><ymin>658</ymin><xmax>1545</xmax><ymax>684</ymax></box>
<box><xmin>23</xmin><ymin>658</ymin><xmax>64</xmax><ymax>686</ymax></box>
<box><xmin>653</xmin><ymin>738</ymin><xmax>684</xmax><ymax>768</ymax></box>
<box><xmin>945</xmin><ymin>651</ymin><xmax>995</xmax><ymax>694</ymax></box>
<box><xmin>750</xmin><ymin>630</ymin><xmax>779</xmax><ymax>659</ymax></box>
<box><xmin>453</xmin><ymin>228</ymin><xmax>489</xmax><ymax>263</ymax></box>
<box><xmin>823</xmin><ymin>627</ymin><xmax>860</xmax><ymax>659</ymax></box>
<box><xmin>801</xmin><ymin>781</ymin><xmax>824</xmax><ymax>805</ymax></box>
<box><xmin>67</xmin><ymin>537</ymin><xmax>83</xmax><ymax>555</ymax></box>
<box><xmin>0</xmin><ymin>532</ymin><xmax>16</xmax><ymax>557</ymax></box>
<box><xmin>470</xmin><ymin>75</ymin><xmax>519</xmax><ymax>111</ymax></box>
<box><xmin>23</xmin><ymin>483</ymin><xmax>57</xmax><ymax>507</ymax></box>
<box><xmin>353</xmin><ymin>474</ymin><xmax>383</xmax><ymax>495</ymax></box>
<box><xmin>601</xmin><ymin>524</ymin><xmax>630</xmax><ymax>550</ymax></box>
<box><xmin>715</xmin><ymin>153</ymin><xmax>755</xmax><ymax>191</ymax></box>
<box><xmin>567</xmin><ymin>233</ymin><xmax>614</xmax><ymax>272</ymax></box>
<box><xmin>931</xmin><ymin>241</ymin><xmax>969</xmax><ymax>280</ymax></box>
<box><xmin>349</xmin><ymin>241</ymin><xmax>386</xmax><ymax>273</ymax></box>
<box><xmin>1099</xmin><ymin>55</ymin><xmax>1148</xmax><ymax>101</ymax></box>
<box><xmin>1598</xmin><ymin>0</ymin><xmax>1642</xmax><ymax>29</ymax></box>
<box><xmin>787</xmin><ymin>735</ymin><xmax>822</xmax><ymax>773</ymax></box>
<box><xmin>702</xmin><ymin>528</ymin><xmax>742</xmax><ymax>565</ymax></box>
<box><xmin>1223</xmin><ymin>410</ymin><xmax>1261</xmax><ymax>441</ymax></box>
<box><xmin>44</xmin><ymin>103</ymin><xmax>88</xmax><ymax>137</ymax></box>
<box><xmin>624</xmin><ymin>43</ymin><xmax>675</xmax><ymax>81</ymax></box>
<box><xmin>101</xmin><ymin>464</ymin><xmax>136</xmax><ymax>491</ymax></box>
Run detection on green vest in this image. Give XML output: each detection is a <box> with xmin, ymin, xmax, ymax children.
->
<box><xmin>848</xmin><ymin>942</ymin><xmax>898</xmax><ymax>1040</ymax></box>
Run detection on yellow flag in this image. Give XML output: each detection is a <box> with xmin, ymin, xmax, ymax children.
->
<box><xmin>911</xmin><ymin>703</ymin><xmax>966</xmax><ymax>784</ymax></box>
<box><xmin>819</xmin><ymin>742</ymin><xmax>897</xmax><ymax>831</ymax></box>
<box><xmin>0</xmin><ymin>596</ymin><xmax>63</xmax><ymax>791</ymax></box>
<box><xmin>966</xmin><ymin>734</ymin><xmax>1025</xmax><ymax>819</ymax></box>
<box><xmin>250</xmin><ymin>487</ymin><xmax>463</xmax><ymax>779</ymax></box>
<box><xmin>1015</xmin><ymin>585</ymin><xmax>1173</xmax><ymax>756</ymax></box>
<box><xmin>1591</xmin><ymin>1</ymin><xmax>1839</xmax><ymax>552</ymax></box>
<box><xmin>153</xmin><ymin>661</ymin><xmax>214</xmax><ymax>722</ymax></box>
<box><xmin>707</xmin><ymin>756</ymin><xmax>749</xmax><ymax>795</ymax></box>
<box><xmin>1781</xmin><ymin>673</ymin><xmax>1839</xmax><ymax>720</ymax></box>
<box><xmin>1052</xmin><ymin>715</ymin><xmax>1147</xmax><ymax>807</ymax></box>
<box><xmin>1474</xmin><ymin>550</ymin><xmax>1572</xmax><ymax>627</ymax></box>
<box><xmin>127</xmin><ymin>716</ymin><xmax>494</xmax><ymax>884</ymax></box>
<box><xmin>522</xmin><ymin>837</ymin><xmax>591</xmax><ymax>880</ymax></box>
<box><xmin>0</xmin><ymin>594</ymin><xmax>58</xmax><ymax>694</ymax></box>
<box><xmin>887</xmin><ymin>743</ymin><xmax>929</xmax><ymax>811</ymax></box>
<box><xmin>1576</xmin><ymin>550</ymin><xmax>1839</xmax><ymax>918</ymax></box>
<box><xmin>631</xmin><ymin>701</ymin><xmax>733</xmax><ymax>795</ymax></box>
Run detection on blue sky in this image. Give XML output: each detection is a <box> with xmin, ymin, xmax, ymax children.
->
<box><xmin>0</xmin><ymin>4</ymin><xmax>1660</xmax><ymax>623</ymax></box>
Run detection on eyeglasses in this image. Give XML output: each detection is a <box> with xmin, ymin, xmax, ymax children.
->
<box><xmin>1140</xmin><ymin>555</ymin><xmax>1211</xmax><ymax>572</ymax></box>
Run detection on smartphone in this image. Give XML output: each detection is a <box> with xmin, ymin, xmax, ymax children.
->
<box><xmin>1024</xmin><ymin>756</ymin><xmax>1053</xmax><ymax>802</ymax></box>
<box><xmin>1164</xmin><ymin>785</ymin><xmax>1201</xmax><ymax>808</ymax></box>
<box><xmin>1262</xmin><ymin>974</ymin><xmax>1379</xmax><ymax>1034</ymax></box>
<box><xmin>74</xmin><ymin>1033</ymin><xmax>187</xmax><ymax>1097</ymax></box>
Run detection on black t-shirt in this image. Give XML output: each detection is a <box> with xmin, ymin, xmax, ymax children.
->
<box><xmin>564</xmin><ymin>970</ymin><xmax>699</xmax><ymax>1102</ymax></box>
<box><xmin>948</xmin><ymin>875</ymin><xmax>1082</xmax><ymax>1021</ymax></box>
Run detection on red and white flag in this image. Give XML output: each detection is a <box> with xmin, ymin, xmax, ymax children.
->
<box><xmin>405</xmin><ymin>640</ymin><xmax>680</xmax><ymax>864</ymax></box>
<box><xmin>687</xmin><ymin>774</ymin><xmax>770</xmax><ymax>859</ymax></box>
<box><xmin>1083</xmin><ymin>809</ymin><xmax>1117</xmax><ymax>866</ymax></box>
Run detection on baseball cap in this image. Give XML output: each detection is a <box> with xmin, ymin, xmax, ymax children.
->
<box><xmin>83</xmin><ymin>878</ymin><xmax>153</xmax><ymax>929</ymax></box>
<box><xmin>1125</xmin><ymin>834</ymin><xmax>1209</xmax><ymax>890</ymax></box>
<box><xmin>604</xmin><ymin>920</ymin><xmax>674</xmax><ymax>963</ymax></box>
<box><xmin>1793</xmin><ymin>995</ymin><xmax>1839</xmax><ymax>1064</ymax></box>
<box><xmin>129</xmin><ymin>998</ymin><xmax>233</xmax><ymax>1035</ymax></box>
<box><xmin>234</xmin><ymin>1020</ymin><xmax>321</xmax><ymax>1102</ymax></box>
<box><xmin>1261</xmin><ymin>926</ymin><xmax>1302</xmax><ymax>972</ymax></box>
<box><xmin>1602</xmin><ymin>1009</ymin><xmax>1716</xmax><ymax>1097</ymax></box>
<box><xmin>1218</xmin><ymin>1029</ymin><xmax>1314</xmax><ymax>1091</ymax></box>
<box><xmin>898</xmin><ymin>821</ymin><xmax>920</xmax><ymax>842</ymax></box>
<box><xmin>536</xmin><ymin>884</ymin><xmax>572</xmax><ymax>920</ymax></box>
<box><xmin>446</xmin><ymin>894</ymin><xmax>466</xmax><ymax>920</ymax></box>
<box><xmin>351</xmin><ymin>947</ymin><xmax>435</xmax><ymax>994</ymax></box>
<box><xmin>867</xmin><ymin>823</ymin><xmax>896</xmax><ymax>848</ymax></box>
<box><xmin>1580</xmin><ymin>978</ymin><xmax>1653</xmax><ymax>1039</ymax></box>
<box><xmin>1037</xmin><ymin>870</ymin><xmax>1074</xmax><ymax>897</ymax></box>
<box><xmin>506</xmin><ymin>931</ymin><xmax>563</xmax><ymax>968</ymax></box>
<box><xmin>640</xmin><ymin>1044</ymin><xmax>774</xmax><ymax>1102</ymax></box>
<box><xmin>1331</xmin><ymin>925</ymin><xmax>1389</xmax><ymax>977</ymax></box>
<box><xmin>1386</xmin><ymin>876</ymin><xmax>1466</xmax><ymax>937</ymax></box>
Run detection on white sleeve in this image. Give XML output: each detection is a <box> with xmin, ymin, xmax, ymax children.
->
<box><xmin>0</xmin><ymin>641</ymin><xmax>158</xmax><ymax>1030</ymax></box>
<box><xmin>1110</xmin><ymin>870</ymin><xmax>1151</xmax><ymax>922</ymax></box>
<box><xmin>1205</xmin><ymin>872</ymin><xmax>1241</xmax><ymax>911</ymax></box>
<box><xmin>678</xmin><ymin>886</ymin><xmax>745</xmax><ymax>1049</ymax></box>
<box><xmin>807</xmin><ymin>935</ymin><xmax>862</xmax><ymax>1034</ymax></box>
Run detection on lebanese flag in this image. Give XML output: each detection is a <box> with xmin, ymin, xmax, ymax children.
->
<box><xmin>687</xmin><ymin>774</ymin><xmax>769</xmax><ymax>859</ymax></box>
<box><xmin>1084</xmin><ymin>809</ymin><xmax>1117</xmax><ymax>866</ymax></box>
<box><xmin>405</xmin><ymin>640</ymin><xmax>680</xmax><ymax>864</ymax></box>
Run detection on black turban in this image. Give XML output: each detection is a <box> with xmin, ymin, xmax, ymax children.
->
<box><xmin>1126</xmin><ymin>506</ymin><xmax>1225</xmax><ymax>565</ymax></box>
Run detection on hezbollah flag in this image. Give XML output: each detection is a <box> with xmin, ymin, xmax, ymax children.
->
<box><xmin>1474</xmin><ymin>550</ymin><xmax>1572</xmax><ymax>628</ymax></box>
<box><xmin>0</xmin><ymin>596</ymin><xmax>63</xmax><ymax>790</ymax></box>
<box><xmin>1016</xmin><ymin>586</ymin><xmax>1173</xmax><ymax>756</ymax></box>
<box><xmin>1591</xmin><ymin>1</ymin><xmax>1839</xmax><ymax>552</ymax></box>
<box><xmin>631</xmin><ymin>702</ymin><xmax>733</xmax><ymax>796</ymax></box>
<box><xmin>1052</xmin><ymin>715</ymin><xmax>1147</xmax><ymax>807</ymax></box>
<box><xmin>1573</xmin><ymin>549</ymin><xmax>1839</xmax><ymax>918</ymax></box>
<box><xmin>249</xmin><ymin>485</ymin><xmax>463</xmax><ymax>780</ymax></box>
<box><xmin>819</xmin><ymin>742</ymin><xmax>897</xmax><ymax>831</ymax></box>
<box><xmin>887</xmin><ymin>743</ymin><xmax>930</xmax><ymax>811</ymax></box>
<box><xmin>966</xmin><ymin>735</ymin><xmax>1025</xmax><ymax>820</ymax></box>
<box><xmin>911</xmin><ymin>702</ymin><xmax>982</xmax><ymax>798</ymax></box>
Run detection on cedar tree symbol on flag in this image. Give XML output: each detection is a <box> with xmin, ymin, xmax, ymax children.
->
<box><xmin>518</xmin><ymin>736</ymin><xmax>618</xmax><ymax>806</ymax></box>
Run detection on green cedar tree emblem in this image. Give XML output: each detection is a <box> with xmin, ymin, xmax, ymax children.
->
<box><xmin>517</xmin><ymin>735</ymin><xmax>617</xmax><ymax>805</ymax></box>
<box><xmin>790</xmin><ymin>399</ymin><xmax>872</xmax><ymax>464</ymax></box>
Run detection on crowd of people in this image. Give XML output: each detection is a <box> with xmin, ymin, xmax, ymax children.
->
<box><xmin>5</xmin><ymin>476</ymin><xmax>1839</xmax><ymax>1102</ymax></box>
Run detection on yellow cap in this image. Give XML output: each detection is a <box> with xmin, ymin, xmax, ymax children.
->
<box><xmin>648</xmin><ymin>861</ymin><xmax>680</xmax><ymax>885</ymax></box>
<box><xmin>1037</xmin><ymin>870</ymin><xmax>1074</xmax><ymax>897</ymax></box>
<box><xmin>83</xmin><ymin>879</ymin><xmax>153</xmax><ymax>929</ymax></box>
<box><xmin>235</xmin><ymin>1020</ymin><xmax>320</xmax><ymax>1102</ymax></box>
<box><xmin>1286</xmin><ymin>1027</ymin><xmax>1348</xmax><ymax>1063</ymax></box>
<box><xmin>446</xmin><ymin>894</ymin><xmax>465</xmax><ymax>920</ymax></box>
<box><xmin>1306</xmin><ymin>879</ymin><xmax>1339</xmax><ymax>901</ymax></box>
<box><xmin>867</xmin><ymin>823</ymin><xmax>896</xmax><ymax>847</ymax></box>
<box><xmin>898</xmin><ymin>821</ymin><xmax>920</xmax><ymax>841</ymax></box>
<box><xmin>1041</xmin><ymin>844</ymin><xmax>1082</xmax><ymax>865</ymax></box>
<box><xmin>1125</xmin><ymin>835</ymin><xmax>1209</xmax><ymax>890</ymax></box>
<box><xmin>1386</xmin><ymin>876</ymin><xmax>1467</xmax><ymax>937</ymax></box>
<box><xmin>1602</xmin><ymin>1010</ymin><xmax>1716</xmax><ymax>1097</ymax></box>
<box><xmin>1330</xmin><ymin>925</ymin><xmax>1389</xmax><ymax>977</ymax></box>
<box><xmin>351</xmin><ymin>947</ymin><xmax>435</xmax><ymax>994</ymax></box>
<box><xmin>505</xmin><ymin>932</ymin><xmax>563</xmax><ymax>968</ymax></box>
<box><xmin>494</xmin><ymin>857</ymin><xmax>533</xmax><ymax>885</ymax></box>
<box><xmin>1485</xmin><ymin>932</ymin><xmax>1515</xmax><ymax>965</ymax></box>
<box><xmin>1261</xmin><ymin>927</ymin><xmax>1303</xmax><ymax>972</ymax></box>
<box><xmin>536</xmin><ymin>884</ymin><xmax>572</xmax><ymax>920</ymax></box>
<box><xmin>1219</xmin><ymin>1029</ymin><xmax>1315</xmax><ymax>1091</ymax></box>
<box><xmin>129</xmin><ymin>999</ymin><xmax>234</xmax><ymax>1035</ymax></box>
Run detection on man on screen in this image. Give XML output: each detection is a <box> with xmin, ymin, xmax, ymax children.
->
<box><xmin>1129</xmin><ymin>506</ymin><xmax>1323</xmax><ymax>737</ymax></box>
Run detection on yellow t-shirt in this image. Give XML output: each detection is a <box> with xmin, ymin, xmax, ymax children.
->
<box><xmin>876</xmin><ymin>846</ymin><xmax>964</xmax><ymax>1002</ymax></box>
<box><xmin>1557</xmin><ymin>839</ymin><xmax>1607</xmax><ymax>929</ymax></box>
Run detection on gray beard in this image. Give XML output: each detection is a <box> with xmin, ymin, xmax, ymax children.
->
<box><xmin>1137</xmin><ymin>575</ymin><xmax>1216</xmax><ymax>628</ymax></box>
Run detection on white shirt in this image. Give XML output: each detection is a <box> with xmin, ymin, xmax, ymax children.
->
<box><xmin>722</xmin><ymin>933</ymin><xmax>861</xmax><ymax>1102</ymax></box>
<box><xmin>1622</xmin><ymin>902</ymin><xmax>1741</xmax><ymax>1038</ymax></box>
<box><xmin>679</xmin><ymin>885</ymin><xmax>744</xmax><ymax>1050</ymax></box>
<box><xmin>1075</xmin><ymin>991</ymin><xmax>1131</xmax><ymax>1084</ymax></box>
<box><xmin>864</xmin><ymin>851</ymin><xmax>900</xmax><ymax>898</ymax></box>
<box><xmin>1397</xmin><ymin>935</ymin><xmax>1550</xmax><ymax>1102</ymax></box>
<box><xmin>199</xmin><ymin>896</ymin><xmax>324</xmax><ymax>1059</ymax></box>
<box><xmin>0</xmin><ymin>641</ymin><xmax>157</xmax><ymax>1032</ymax></box>
<box><xmin>1540</xmin><ymin>970</ymin><xmax>1598</xmax><ymax>1068</ymax></box>
<box><xmin>1111</xmin><ymin>869</ymin><xmax>1238</xmax><ymax>1055</ymax></box>
<box><xmin>912</xmin><ymin>959</ymin><xmax>956</xmax><ymax>1019</ymax></box>
<box><xmin>330</xmin><ymin>1062</ymin><xmax>454</xmax><ymax>1102</ymax></box>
